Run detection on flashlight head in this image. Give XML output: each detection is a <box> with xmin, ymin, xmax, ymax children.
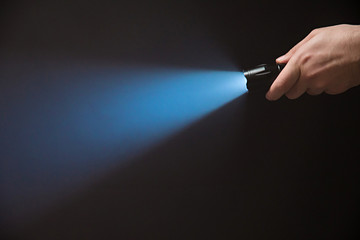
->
<box><xmin>243</xmin><ymin>63</ymin><xmax>285</xmax><ymax>92</ymax></box>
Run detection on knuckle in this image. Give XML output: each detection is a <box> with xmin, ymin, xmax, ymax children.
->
<box><xmin>307</xmin><ymin>88</ymin><xmax>322</xmax><ymax>95</ymax></box>
<box><xmin>310</xmin><ymin>28</ymin><xmax>319</xmax><ymax>35</ymax></box>
<box><xmin>309</xmin><ymin>79</ymin><xmax>325</xmax><ymax>89</ymax></box>
<box><xmin>285</xmin><ymin>92</ymin><xmax>299</xmax><ymax>100</ymax></box>
<box><xmin>285</xmin><ymin>93</ymin><xmax>295</xmax><ymax>99</ymax></box>
<box><xmin>314</xmin><ymin>81</ymin><xmax>326</xmax><ymax>90</ymax></box>
<box><xmin>325</xmin><ymin>89</ymin><xmax>339</xmax><ymax>95</ymax></box>
<box><xmin>298</xmin><ymin>53</ymin><xmax>312</xmax><ymax>66</ymax></box>
<box><xmin>325</xmin><ymin>86</ymin><xmax>347</xmax><ymax>95</ymax></box>
<box><xmin>300</xmin><ymin>69</ymin><xmax>320</xmax><ymax>83</ymax></box>
<box><xmin>306</xmin><ymin>79</ymin><xmax>325</xmax><ymax>91</ymax></box>
<box><xmin>301</xmin><ymin>72</ymin><xmax>315</xmax><ymax>81</ymax></box>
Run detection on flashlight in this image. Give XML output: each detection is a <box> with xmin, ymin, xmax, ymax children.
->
<box><xmin>243</xmin><ymin>62</ymin><xmax>285</xmax><ymax>92</ymax></box>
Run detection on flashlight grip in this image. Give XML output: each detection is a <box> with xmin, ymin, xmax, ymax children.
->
<box><xmin>244</xmin><ymin>63</ymin><xmax>285</xmax><ymax>92</ymax></box>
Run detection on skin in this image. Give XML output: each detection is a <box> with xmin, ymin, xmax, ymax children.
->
<box><xmin>266</xmin><ymin>24</ymin><xmax>360</xmax><ymax>101</ymax></box>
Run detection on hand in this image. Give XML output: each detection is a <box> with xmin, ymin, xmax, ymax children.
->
<box><xmin>266</xmin><ymin>24</ymin><xmax>360</xmax><ymax>101</ymax></box>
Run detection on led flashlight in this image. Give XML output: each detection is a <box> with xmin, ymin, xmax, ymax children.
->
<box><xmin>243</xmin><ymin>62</ymin><xmax>285</xmax><ymax>92</ymax></box>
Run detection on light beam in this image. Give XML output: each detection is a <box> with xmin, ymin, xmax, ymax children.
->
<box><xmin>0</xmin><ymin>61</ymin><xmax>247</xmax><ymax>225</ymax></box>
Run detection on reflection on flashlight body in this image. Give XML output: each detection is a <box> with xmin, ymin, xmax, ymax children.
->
<box><xmin>244</xmin><ymin>63</ymin><xmax>285</xmax><ymax>92</ymax></box>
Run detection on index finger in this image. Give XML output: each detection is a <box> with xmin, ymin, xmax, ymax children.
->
<box><xmin>266</xmin><ymin>60</ymin><xmax>300</xmax><ymax>101</ymax></box>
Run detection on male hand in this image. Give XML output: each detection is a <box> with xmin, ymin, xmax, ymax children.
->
<box><xmin>266</xmin><ymin>24</ymin><xmax>360</xmax><ymax>101</ymax></box>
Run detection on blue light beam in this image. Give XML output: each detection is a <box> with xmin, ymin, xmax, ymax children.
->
<box><xmin>0</xmin><ymin>62</ymin><xmax>247</xmax><ymax>225</ymax></box>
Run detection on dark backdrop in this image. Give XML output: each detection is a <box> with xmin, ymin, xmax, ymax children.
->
<box><xmin>1</xmin><ymin>0</ymin><xmax>359</xmax><ymax>239</ymax></box>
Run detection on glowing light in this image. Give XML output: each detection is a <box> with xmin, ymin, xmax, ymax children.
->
<box><xmin>0</xmin><ymin>62</ymin><xmax>246</xmax><ymax>224</ymax></box>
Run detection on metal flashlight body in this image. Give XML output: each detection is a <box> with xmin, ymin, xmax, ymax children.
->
<box><xmin>243</xmin><ymin>62</ymin><xmax>285</xmax><ymax>92</ymax></box>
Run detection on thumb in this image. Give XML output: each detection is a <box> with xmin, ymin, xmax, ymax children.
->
<box><xmin>276</xmin><ymin>54</ymin><xmax>290</xmax><ymax>64</ymax></box>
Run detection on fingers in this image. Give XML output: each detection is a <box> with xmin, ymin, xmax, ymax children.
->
<box><xmin>266</xmin><ymin>60</ymin><xmax>300</xmax><ymax>101</ymax></box>
<box><xmin>267</xmin><ymin>29</ymin><xmax>322</xmax><ymax>101</ymax></box>
<box><xmin>307</xmin><ymin>88</ymin><xmax>323</xmax><ymax>96</ymax></box>
<box><xmin>285</xmin><ymin>79</ymin><xmax>307</xmax><ymax>99</ymax></box>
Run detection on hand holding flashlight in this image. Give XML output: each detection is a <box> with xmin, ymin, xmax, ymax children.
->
<box><xmin>266</xmin><ymin>24</ymin><xmax>360</xmax><ymax>101</ymax></box>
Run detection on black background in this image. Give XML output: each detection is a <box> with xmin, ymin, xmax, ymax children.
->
<box><xmin>1</xmin><ymin>0</ymin><xmax>360</xmax><ymax>239</ymax></box>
